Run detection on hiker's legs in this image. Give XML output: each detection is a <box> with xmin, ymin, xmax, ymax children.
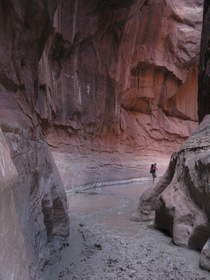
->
<box><xmin>152</xmin><ymin>172</ymin><xmax>156</xmax><ymax>183</ymax></box>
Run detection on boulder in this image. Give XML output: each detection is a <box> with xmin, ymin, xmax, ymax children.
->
<box><xmin>200</xmin><ymin>239</ymin><xmax>210</xmax><ymax>271</ymax></box>
<box><xmin>137</xmin><ymin>115</ymin><xmax>210</xmax><ymax>269</ymax></box>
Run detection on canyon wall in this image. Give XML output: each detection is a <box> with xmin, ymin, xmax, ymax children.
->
<box><xmin>36</xmin><ymin>0</ymin><xmax>203</xmax><ymax>188</ymax></box>
<box><xmin>39</xmin><ymin>0</ymin><xmax>202</xmax><ymax>153</ymax></box>
<box><xmin>198</xmin><ymin>0</ymin><xmax>210</xmax><ymax>122</ymax></box>
<box><xmin>0</xmin><ymin>1</ymin><xmax>69</xmax><ymax>279</ymax></box>
<box><xmin>0</xmin><ymin>0</ymin><xmax>206</xmax><ymax>278</ymax></box>
<box><xmin>137</xmin><ymin>0</ymin><xmax>210</xmax><ymax>271</ymax></box>
<box><xmin>137</xmin><ymin>114</ymin><xmax>210</xmax><ymax>270</ymax></box>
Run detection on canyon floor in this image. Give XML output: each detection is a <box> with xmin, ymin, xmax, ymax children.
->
<box><xmin>54</xmin><ymin>173</ymin><xmax>210</xmax><ymax>280</ymax></box>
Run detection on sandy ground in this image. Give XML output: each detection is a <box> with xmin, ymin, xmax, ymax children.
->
<box><xmin>53</xmin><ymin>179</ymin><xmax>209</xmax><ymax>280</ymax></box>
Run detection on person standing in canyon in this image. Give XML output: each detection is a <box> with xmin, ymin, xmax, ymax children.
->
<box><xmin>150</xmin><ymin>163</ymin><xmax>157</xmax><ymax>183</ymax></box>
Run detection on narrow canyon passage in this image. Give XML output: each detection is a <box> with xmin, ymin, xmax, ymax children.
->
<box><xmin>1</xmin><ymin>0</ymin><xmax>210</xmax><ymax>279</ymax></box>
<box><xmin>58</xmin><ymin>179</ymin><xmax>209</xmax><ymax>280</ymax></box>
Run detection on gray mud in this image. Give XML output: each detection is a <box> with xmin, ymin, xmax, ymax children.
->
<box><xmin>57</xmin><ymin>181</ymin><xmax>209</xmax><ymax>280</ymax></box>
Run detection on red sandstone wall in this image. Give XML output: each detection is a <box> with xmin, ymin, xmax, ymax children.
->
<box><xmin>37</xmin><ymin>0</ymin><xmax>202</xmax><ymax>154</ymax></box>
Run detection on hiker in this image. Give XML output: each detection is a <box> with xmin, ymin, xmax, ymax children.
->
<box><xmin>150</xmin><ymin>163</ymin><xmax>157</xmax><ymax>183</ymax></box>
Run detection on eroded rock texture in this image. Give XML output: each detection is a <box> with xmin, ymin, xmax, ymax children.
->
<box><xmin>137</xmin><ymin>115</ymin><xmax>210</xmax><ymax>270</ymax></box>
<box><xmin>137</xmin><ymin>0</ymin><xmax>210</xmax><ymax>271</ymax></box>
<box><xmin>0</xmin><ymin>129</ymin><xmax>29</xmax><ymax>279</ymax></box>
<box><xmin>0</xmin><ymin>0</ymin><xmax>206</xmax><ymax>277</ymax></box>
<box><xmin>0</xmin><ymin>1</ymin><xmax>69</xmax><ymax>279</ymax></box>
<box><xmin>38</xmin><ymin>0</ymin><xmax>202</xmax><ymax>155</ymax></box>
<box><xmin>33</xmin><ymin>0</ymin><xmax>203</xmax><ymax>188</ymax></box>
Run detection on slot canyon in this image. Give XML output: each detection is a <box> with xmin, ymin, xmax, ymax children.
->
<box><xmin>0</xmin><ymin>0</ymin><xmax>209</xmax><ymax>279</ymax></box>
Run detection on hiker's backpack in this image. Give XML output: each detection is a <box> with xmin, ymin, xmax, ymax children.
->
<box><xmin>150</xmin><ymin>164</ymin><xmax>154</xmax><ymax>174</ymax></box>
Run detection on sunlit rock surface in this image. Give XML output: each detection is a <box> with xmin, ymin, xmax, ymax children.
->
<box><xmin>35</xmin><ymin>0</ymin><xmax>203</xmax><ymax>188</ymax></box>
<box><xmin>38</xmin><ymin>0</ymin><xmax>202</xmax><ymax>157</ymax></box>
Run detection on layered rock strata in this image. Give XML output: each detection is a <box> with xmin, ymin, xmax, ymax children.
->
<box><xmin>137</xmin><ymin>115</ymin><xmax>210</xmax><ymax>270</ymax></box>
<box><xmin>35</xmin><ymin>0</ymin><xmax>203</xmax><ymax>188</ymax></box>
<box><xmin>38</xmin><ymin>0</ymin><xmax>202</xmax><ymax>157</ymax></box>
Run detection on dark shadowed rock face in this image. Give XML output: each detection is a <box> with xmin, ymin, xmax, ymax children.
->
<box><xmin>198</xmin><ymin>0</ymin><xmax>210</xmax><ymax>122</ymax></box>
<box><xmin>137</xmin><ymin>115</ymin><xmax>210</xmax><ymax>270</ymax></box>
<box><xmin>0</xmin><ymin>1</ymin><xmax>69</xmax><ymax>279</ymax></box>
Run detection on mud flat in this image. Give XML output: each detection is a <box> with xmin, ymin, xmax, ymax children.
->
<box><xmin>62</xmin><ymin>180</ymin><xmax>209</xmax><ymax>280</ymax></box>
